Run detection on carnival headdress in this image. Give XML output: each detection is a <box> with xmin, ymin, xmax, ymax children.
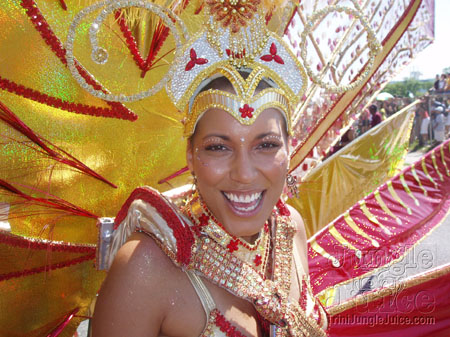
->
<box><xmin>65</xmin><ymin>0</ymin><xmax>379</xmax><ymax>139</ymax></box>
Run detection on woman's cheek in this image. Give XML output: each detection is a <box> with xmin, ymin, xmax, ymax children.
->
<box><xmin>195</xmin><ymin>153</ymin><xmax>230</xmax><ymax>176</ymax></box>
<box><xmin>273</xmin><ymin>148</ymin><xmax>289</xmax><ymax>168</ymax></box>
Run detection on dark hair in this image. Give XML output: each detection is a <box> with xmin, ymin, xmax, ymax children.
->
<box><xmin>369</xmin><ymin>104</ymin><xmax>378</xmax><ymax>113</ymax></box>
<box><xmin>199</xmin><ymin>72</ymin><xmax>272</xmax><ymax>95</ymax></box>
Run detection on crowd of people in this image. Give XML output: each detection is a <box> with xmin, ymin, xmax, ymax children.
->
<box><xmin>432</xmin><ymin>73</ymin><xmax>450</xmax><ymax>93</ymax></box>
<box><xmin>330</xmin><ymin>89</ymin><xmax>450</xmax><ymax>156</ymax></box>
<box><xmin>414</xmin><ymin>94</ymin><xmax>450</xmax><ymax>147</ymax></box>
<box><xmin>357</xmin><ymin>97</ymin><xmax>411</xmax><ymax>134</ymax></box>
<box><xmin>330</xmin><ymin>97</ymin><xmax>410</xmax><ymax>155</ymax></box>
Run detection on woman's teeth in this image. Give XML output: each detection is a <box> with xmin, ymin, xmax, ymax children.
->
<box><xmin>235</xmin><ymin>203</ymin><xmax>259</xmax><ymax>212</ymax></box>
<box><xmin>223</xmin><ymin>192</ymin><xmax>262</xmax><ymax>203</ymax></box>
<box><xmin>223</xmin><ymin>192</ymin><xmax>263</xmax><ymax>212</ymax></box>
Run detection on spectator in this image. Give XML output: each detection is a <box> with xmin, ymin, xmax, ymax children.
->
<box><xmin>446</xmin><ymin>74</ymin><xmax>450</xmax><ymax>92</ymax></box>
<box><xmin>437</xmin><ymin>74</ymin><xmax>447</xmax><ymax>92</ymax></box>
<box><xmin>369</xmin><ymin>104</ymin><xmax>382</xmax><ymax>128</ymax></box>
<box><xmin>359</xmin><ymin>108</ymin><xmax>370</xmax><ymax>134</ymax></box>
<box><xmin>432</xmin><ymin>106</ymin><xmax>445</xmax><ymax>144</ymax></box>
<box><xmin>385</xmin><ymin>102</ymin><xmax>395</xmax><ymax>116</ymax></box>
<box><xmin>379</xmin><ymin>102</ymin><xmax>387</xmax><ymax>120</ymax></box>
<box><xmin>433</xmin><ymin>74</ymin><xmax>440</xmax><ymax>91</ymax></box>
<box><xmin>419</xmin><ymin>109</ymin><xmax>430</xmax><ymax>145</ymax></box>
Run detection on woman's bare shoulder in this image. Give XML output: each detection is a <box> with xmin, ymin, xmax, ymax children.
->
<box><xmin>91</xmin><ymin>232</ymin><xmax>179</xmax><ymax>336</ymax></box>
<box><xmin>286</xmin><ymin>204</ymin><xmax>309</xmax><ymax>273</ymax></box>
<box><xmin>286</xmin><ymin>204</ymin><xmax>306</xmax><ymax>239</ymax></box>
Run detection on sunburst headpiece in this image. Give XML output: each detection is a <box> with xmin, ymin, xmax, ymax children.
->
<box><xmin>65</xmin><ymin>0</ymin><xmax>306</xmax><ymax>137</ymax></box>
<box><xmin>65</xmin><ymin>0</ymin><xmax>379</xmax><ymax>137</ymax></box>
<box><xmin>165</xmin><ymin>0</ymin><xmax>307</xmax><ymax>136</ymax></box>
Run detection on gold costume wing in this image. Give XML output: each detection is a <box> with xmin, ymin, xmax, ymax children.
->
<box><xmin>0</xmin><ymin>0</ymin><xmax>436</xmax><ymax>336</ymax></box>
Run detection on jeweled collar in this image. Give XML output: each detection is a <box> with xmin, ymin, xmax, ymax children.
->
<box><xmin>183</xmin><ymin>193</ymin><xmax>326</xmax><ymax>336</ymax></box>
<box><xmin>183</xmin><ymin>190</ymin><xmax>271</xmax><ymax>274</ymax></box>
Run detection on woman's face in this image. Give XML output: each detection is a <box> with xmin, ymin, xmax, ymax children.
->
<box><xmin>187</xmin><ymin>107</ymin><xmax>289</xmax><ymax>241</ymax></box>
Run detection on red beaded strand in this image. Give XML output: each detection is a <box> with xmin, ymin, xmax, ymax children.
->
<box><xmin>18</xmin><ymin>0</ymin><xmax>137</xmax><ymax>120</ymax></box>
<box><xmin>0</xmin><ymin>252</ymin><xmax>95</xmax><ymax>282</ymax></box>
<box><xmin>213</xmin><ymin>310</ymin><xmax>247</xmax><ymax>337</ymax></box>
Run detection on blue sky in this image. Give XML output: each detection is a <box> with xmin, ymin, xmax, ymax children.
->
<box><xmin>394</xmin><ymin>0</ymin><xmax>450</xmax><ymax>81</ymax></box>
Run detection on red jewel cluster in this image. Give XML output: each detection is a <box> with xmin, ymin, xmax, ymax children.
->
<box><xmin>0</xmin><ymin>251</ymin><xmax>95</xmax><ymax>282</ymax></box>
<box><xmin>260</xmin><ymin>43</ymin><xmax>284</xmax><ymax>65</ymax></box>
<box><xmin>226</xmin><ymin>239</ymin><xmax>239</xmax><ymax>253</ymax></box>
<box><xmin>253</xmin><ymin>254</ymin><xmax>262</xmax><ymax>266</ymax></box>
<box><xmin>199</xmin><ymin>213</ymin><xmax>210</xmax><ymax>226</ymax></box>
<box><xmin>214</xmin><ymin>310</ymin><xmax>246</xmax><ymax>337</ymax></box>
<box><xmin>239</xmin><ymin>104</ymin><xmax>254</xmax><ymax>118</ymax></box>
<box><xmin>276</xmin><ymin>199</ymin><xmax>290</xmax><ymax>216</ymax></box>
<box><xmin>206</xmin><ymin>0</ymin><xmax>260</xmax><ymax>34</ymax></box>
<box><xmin>200</xmin><ymin>201</ymin><xmax>261</xmax><ymax>252</ymax></box>
<box><xmin>191</xmin><ymin>212</ymin><xmax>210</xmax><ymax>236</ymax></box>
<box><xmin>114</xmin><ymin>188</ymin><xmax>195</xmax><ymax>266</ymax></box>
<box><xmin>17</xmin><ymin>0</ymin><xmax>137</xmax><ymax>121</ymax></box>
<box><xmin>185</xmin><ymin>48</ymin><xmax>208</xmax><ymax>71</ymax></box>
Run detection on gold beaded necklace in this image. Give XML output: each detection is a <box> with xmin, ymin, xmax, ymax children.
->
<box><xmin>183</xmin><ymin>191</ymin><xmax>271</xmax><ymax>274</ymax></box>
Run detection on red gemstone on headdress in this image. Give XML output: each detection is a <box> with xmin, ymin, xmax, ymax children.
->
<box><xmin>226</xmin><ymin>48</ymin><xmax>246</xmax><ymax>59</ymax></box>
<box><xmin>239</xmin><ymin>104</ymin><xmax>254</xmax><ymax>118</ymax></box>
<box><xmin>260</xmin><ymin>43</ymin><xmax>284</xmax><ymax>65</ymax></box>
<box><xmin>185</xmin><ymin>48</ymin><xmax>208</xmax><ymax>71</ymax></box>
<box><xmin>270</xmin><ymin>43</ymin><xmax>277</xmax><ymax>55</ymax></box>
<box><xmin>260</xmin><ymin>54</ymin><xmax>273</xmax><ymax>62</ymax></box>
<box><xmin>273</xmin><ymin>55</ymin><xmax>284</xmax><ymax>65</ymax></box>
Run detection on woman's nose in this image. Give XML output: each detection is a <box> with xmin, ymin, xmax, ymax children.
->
<box><xmin>229</xmin><ymin>150</ymin><xmax>258</xmax><ymax>184</ymax></box>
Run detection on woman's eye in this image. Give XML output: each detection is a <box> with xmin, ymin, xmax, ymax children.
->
<box><xmin>205</xmin><ymin>144</ymin><xmax>228</xmax><ymax>151</ymax></box>
<box><xmin>257</xmin><ymin>142</ymin><xmax>281</xmax><ymax>150</ymax></box>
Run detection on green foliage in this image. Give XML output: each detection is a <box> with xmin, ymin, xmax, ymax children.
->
<box><xmin>442</xmin><ymin>66</ymin><xmax>450</xmax><ymax>74</ymax></box>
<box><xmin>384</xmin><ymin>78</ymin><xmax>433</xmax><ymax>97</ymax></box>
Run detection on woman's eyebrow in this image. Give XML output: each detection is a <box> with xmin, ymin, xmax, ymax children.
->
<box><xmin>203</xmin><ymin>134</ymin><xmax>230</xmax><ymax>141</ymax></box>
<box><xmin>256</xmin><ymin>132</ymin><xmax>281</xmax><ymax>140</ymax></box>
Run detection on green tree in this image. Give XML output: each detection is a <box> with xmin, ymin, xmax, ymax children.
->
<box><xmin>443</xmin><ymin>66</ymin><xmax>450</xmax><ymax>74</ymax></box>
<box><xmin>384</xmin><ymin>78</ymin><xmax>433</xmax><ymax>97</ymax></box>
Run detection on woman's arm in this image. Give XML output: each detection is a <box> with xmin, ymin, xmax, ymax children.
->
<box><xmin>91</xmin><ymin>232</ymin><xmax>169</xmax><ymax>337</ymax></box>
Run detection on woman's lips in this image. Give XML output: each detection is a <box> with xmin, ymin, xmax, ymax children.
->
<box><xmin>222</xmin><ymin>191</ymin><xmax>264</xmax><ymax>216</ymax></box>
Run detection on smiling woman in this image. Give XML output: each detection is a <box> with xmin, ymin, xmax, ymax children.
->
<box><xmin>92</xmin><ymin>69</ymin><xmax>328</xmax><ymax>337</ymax></box>
<box><xmin>91</xmin><ymin>0</ymin><xmax>328</xmax><ymax>335</ymax></box>
<box><xmin>188</xmin><ymin>104</ymin><xmax>289</xmax><ymax>241</ymax></box>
